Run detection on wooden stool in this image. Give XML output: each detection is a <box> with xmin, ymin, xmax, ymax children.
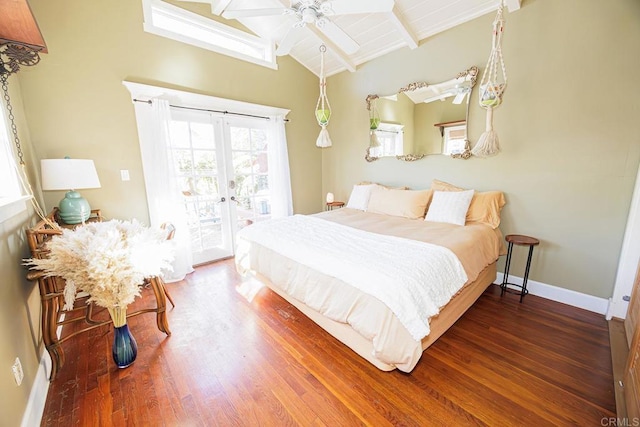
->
<box><xmin>501</xmin><ymin>234</ymin><xmax>540</xmax><ymax>303</ymax></box>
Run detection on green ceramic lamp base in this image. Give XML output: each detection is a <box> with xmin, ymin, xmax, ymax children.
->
<box><xmin>58</xmin><ymin>190</ymin><xmax>91</xmax><ymax>224</ymax></box>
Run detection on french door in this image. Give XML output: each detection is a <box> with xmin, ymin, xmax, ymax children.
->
<box><xmin>168</xmin><ymin>109</ymin><xmax>273</xmax><ymax>265</ymax></box>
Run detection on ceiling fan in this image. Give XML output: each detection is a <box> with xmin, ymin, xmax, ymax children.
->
<box><xmin>223</xmin><ymin>0</ymin><xmax>395</xmax><ymax>56</ymax></box>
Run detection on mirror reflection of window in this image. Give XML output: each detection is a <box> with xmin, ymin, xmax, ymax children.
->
<box><xmin>442</xmin><ymin>124</ymin><xmax>467</xmax><ymax>155</ymax></box>
<box><xmin>370</xmin><ymin>123</ymin><xmax>404</xmax><ymax>157</ymax></box>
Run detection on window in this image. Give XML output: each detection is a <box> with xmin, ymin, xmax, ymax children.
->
<box><xmin>0</xmin><ymin>99</ymin><xmax>30</xmax><ymax>221</ymax></box>
<box><xmin>142</xmin><ymin>0</ymin><xmax>276</xmax><ymax>69</ymax></box>
<box><xmin>0</xmin><ymin>102</ymin><xmax>23</xmax><ymax>205</ymax></box>
<box><xmin>442</xmin><ymin>124</ymin><xmax>467</xmax><ymax>155</ymax></box>
<box><xmin>370</xmin><ymin>123</ymin><xmax>404</xmax><ymax>158</ymax></box>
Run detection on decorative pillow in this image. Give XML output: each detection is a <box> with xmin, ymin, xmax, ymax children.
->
<box><xmin>358</xmin><ymin>181</ymin><xmax>410</xmax><ymax>190</ymax></box>
<box><xmin>431</xmin><ymin>179</ymin><xmax>464</xmax><ymax>192</ymax></box>
<box><xmin>346</xmin><ymin>184</ymin><xmax>377</xmax><ymax>211</ymax></box>
<box><xmin>430</xmin><ymin>179</ymin><xmax>505</xmax><ymax>228</ymax></box>
<box><xmin>425</xmin><ymin>190</ymin><xmax>474</xmax><ymax>226</ymax></box>
<box><xmin>466</xmin><ymin>191</ymin><xmax>506</xmax><ymax>229</ymax></box>
<box><xmin>367</xmin><ymin>187</ymin><xmax>433</xmax><ymax>219</ymax></box>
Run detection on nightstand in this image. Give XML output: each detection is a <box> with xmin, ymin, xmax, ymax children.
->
<box><xmin>326</xmin><ymin>201</ymin><xmax>345</xmax><ymax>211</ymax></box>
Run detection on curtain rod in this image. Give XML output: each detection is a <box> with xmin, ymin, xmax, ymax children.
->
<box><xmin>133</xmin><ymin>98</ymin><xmax>289</xmax><ymax>122</ymax></box>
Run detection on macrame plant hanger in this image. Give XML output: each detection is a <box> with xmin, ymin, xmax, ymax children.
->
<box><xmin>315</xmin><ymin>44</ymin><xmax>332</xmax><ymax>148</ymax></box>
<box><xmin>472</xmin><ymin>3</ymin><xmax>508</xmax><ymax>157</ymax></box>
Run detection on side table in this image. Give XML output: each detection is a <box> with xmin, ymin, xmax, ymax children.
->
<box><xmin>25</xmin><ymin>208</ymin><xmax>171</xmax><ymax>380</ymax></box>
<box><xmin>501</xmin><ymin>234</ymin><xmax>540</xmax><ymax>303</ymax></box>
<box><xmin>326</xmin><ymin>201</ymin><xmax>345</xmax><ymax>211</ymax></box>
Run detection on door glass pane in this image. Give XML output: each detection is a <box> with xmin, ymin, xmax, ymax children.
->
<box><xmin>193</xmin><ymin>150</ymin><xmax>217</xmax><ymax>175</ymax></box>
<box><xmin>232</xmin><ymin>151</ymin><xmax>252</xmax><ymax>172</ymax></box>
<box><xmin>173</xmin><ymin>150</ymin><xmax>193</xmax><ymax>173</ymax></box>
<box><xmin>191</xmin><ymin>122</ymin><xmax>214</xmax><ymax>149</ymax></box>
<box><xmin>230</xmin><ymin>127</ymin><xmax>251</xmax><ymax>150</ymax></box>
<box><xmin>169</xmin><ymin>121</ymin><xmax>190</xmax><ymax>148</ymax></box>
<box><xmin>229</xmin><ymin>124</ymin><xmax>271</xmax><ymax>225</ymax></box>
<box><xmin>169</xmin><ymin>116</ymin><xmax>228</xmax><ymax>261</ymax></box>
<box><xmin>253</xmin><ymin>153</ymin><xmax>268</xmax><ymax>173</ymax></box>
<box><xmin>193</xmin><ymin>176</ymin><xmax>218</xmax><ymax>197</ymax></box>
<box><xmin>251</xmin><ymin>128</ymin><xmax>268</xmax><ymax>150</ymax></box>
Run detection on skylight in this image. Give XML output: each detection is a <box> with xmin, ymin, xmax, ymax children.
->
<box><xmin>142</xmin><ymin>0</ymin><xmax>276</xmax><ymax>69</ymax></box>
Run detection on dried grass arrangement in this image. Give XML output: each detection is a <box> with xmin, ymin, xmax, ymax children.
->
<box><xmin>25</xmin><ymin>219</ymin><xmax>174</xmax><ymax>325</ymax></box>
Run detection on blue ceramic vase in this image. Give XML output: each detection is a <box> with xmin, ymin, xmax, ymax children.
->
<box><xmin>112</xmin><ymin>324</ymin><xmax>138</xmax><ymax>368</ymax></box>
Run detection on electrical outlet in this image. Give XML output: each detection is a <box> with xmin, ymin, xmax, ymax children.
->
<box><xmin>12</xmin><ymin>357</ymin><xmax>23</xmax><ymax>386</ymax></box>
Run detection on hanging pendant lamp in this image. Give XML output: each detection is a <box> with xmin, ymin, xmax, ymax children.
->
<box><xmin>472</xmin><ymin>4</ymin><xmax>508</xmax><ymax>158</ymax></box>
<box><xmin>315</xmin><ymin>45</ymin><xmax>332</xmax><ymax>148</ymax></box>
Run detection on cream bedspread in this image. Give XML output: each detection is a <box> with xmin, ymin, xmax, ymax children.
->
<box><xmin>237</xmin><ymin>215</ymin><xmax>468</xmax><ymax>340</ymax></box>
<box><xmin>235</xmin><ymin>208</ymin><xmax>503</xmax><ymax>372</ymax></box>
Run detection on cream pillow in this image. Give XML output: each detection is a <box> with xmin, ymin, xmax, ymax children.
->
<box><xmin>346</xmin><ymin>184</ymin><xmax>377</xmax><ymax>211</ymax></box>
<box><xmin>425</xmin><ymin>190</ymin><xmax>474</xmax><ymax>226</ymax></box>
<box><xmin>431</xmin><ymin>179</ymin><xmax>464</xmax><ymax>192</ymax></box>
<box><xmin>368</xmin><ymin>187</ymin><xmax>433</xmax><ymax>219</ymax></box>
<box><xmin>431</xmin><ymin>179</ymin><xmax>505</xmax><ymax>228</ymax></box>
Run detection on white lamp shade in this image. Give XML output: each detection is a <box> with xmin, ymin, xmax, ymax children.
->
<box><xmin>41</xmin><ymin>159</ymin><xmax>101</xmax><ymax>191</ymax></box>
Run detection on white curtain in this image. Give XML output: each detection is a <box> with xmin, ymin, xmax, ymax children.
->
<box><xmin>267</xmin><ymin>115</ymin><xmax>293</xmax><ymax>218</ymax></box>
<box><xmin>133</xmin><ymin>98</ymin><xmax>194</xmax><ymax>282</ymax></box>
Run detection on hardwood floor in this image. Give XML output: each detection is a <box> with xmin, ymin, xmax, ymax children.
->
<box><xmin>41</xmin><ymin>259</ymin><xmax>615</xmax><ymax>426</ymax></box>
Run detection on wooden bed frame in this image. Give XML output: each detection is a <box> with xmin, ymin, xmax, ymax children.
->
<box><xmin>255</xmin><ymin>262</ymin><xmax>497</xmax><ymax>371</ymax></box>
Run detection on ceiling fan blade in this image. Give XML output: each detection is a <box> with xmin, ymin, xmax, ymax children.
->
<box><xmin>452</xmin><ymin>92</ymin><xmax>466</xmax><ymax>105</ymax></box>
<box><xmin>316</xmin><ymin>18</ymin><xmax>359</xmax><ymax>54</ymax></box>
<box><xmin>222</xmin><ymin>8</ymin><xmax>288</xmax><ymax>19</ymax></box>
<box><xmin>324</xmin><ymin>0</ymin><xmax>394</xmax><ymax>15</ymax></box>
<box><xmin>275</xmin><ymin>25</ymin><xmax>306</xmax><ymax>56</ymax></box>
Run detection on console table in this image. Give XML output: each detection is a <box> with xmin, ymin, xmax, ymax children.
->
<box><xmin>25</xmin><ymin>208</ymin><xmax>171</xmax><ymax>380</ymax></box>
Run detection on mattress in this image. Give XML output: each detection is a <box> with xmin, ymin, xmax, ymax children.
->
<box><xmin>235</xmin><ymin>208</ymin><xmax>503</xmax><ymax>372</ymax></box>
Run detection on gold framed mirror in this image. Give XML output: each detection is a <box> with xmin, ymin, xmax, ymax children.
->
<box><xmin>365</xmin><ymin>66</ymin><xmax>478</xmax><ymax>162</ymax></box>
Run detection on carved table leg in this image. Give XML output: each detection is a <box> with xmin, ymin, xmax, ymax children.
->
<box><xmin>40</xmin><ymin>277</ymin><xmax>64</xmax><ymax>381</ymax></box>
<box><xmin>148</xmin><ymin>276</ymin><xmax>171</xmax><ymax>336</ymax></box>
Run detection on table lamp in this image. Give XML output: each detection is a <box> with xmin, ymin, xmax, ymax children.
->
<box><xmin>41</xmin><ymin>158</ymin><xmax>101</xmax><ymax>224</ymax></box>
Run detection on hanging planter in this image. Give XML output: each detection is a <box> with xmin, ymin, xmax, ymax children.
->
<box><xmin>368</xmin><ymin>96</ymin><xmax>381</xmax><ymax>148</ymax></box>
<box><xmin>315</xmin><ymin>45</ymin><xmax>332</xmax><ymax>148</ymax></box>
<box><xmin>472</xmin><ymin>4</ymin><xmax>508</xmax><ymax>158</ymax></box>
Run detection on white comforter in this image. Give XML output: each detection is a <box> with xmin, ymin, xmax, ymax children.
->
<box><xmin>236</xmin><ymin>214</ymin><xmax>468</xmax><ymax>340</ymax></box>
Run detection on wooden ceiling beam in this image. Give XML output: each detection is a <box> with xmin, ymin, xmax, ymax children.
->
<box><xmin>211</xmin><ymin>0</ymin><xmax>233</xmax><ymax>16</ymax></box>
<box><xmin>505</xmin><ymin>0</ymin><xmax>521</xmax><ymax>12</ymax></box>
<box><xmin>306</xmin><ymin>25</ymin><xmax>356</xmax><ymax>73</ymax></box>
<box><xmin>388</xmin><ymin>5</ymin><xmax>418</xmax><ymax>50</ymax></box>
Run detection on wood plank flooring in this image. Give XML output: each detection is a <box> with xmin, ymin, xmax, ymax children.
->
<box><xmin>41</xmin><ymin>259</ymin><xmax>615</xmax><ymax>426</ymax></box>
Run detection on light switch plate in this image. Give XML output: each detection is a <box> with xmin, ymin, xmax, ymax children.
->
<box><xmin>120</xmin><ymin>170</ymin><xmax>130</xmax><ymax>181</ymax></box>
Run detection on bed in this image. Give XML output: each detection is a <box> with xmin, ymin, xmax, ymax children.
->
<box><xmin>235</xmin><ymin>181</ymin><xmax>506</xmax><ymax>372</ymax></box>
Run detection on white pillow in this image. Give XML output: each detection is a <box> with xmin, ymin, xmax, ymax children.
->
<box><xmin>346</xmin><ymin>184</ymin><xmax>377</xmax><ymax>211</ymax></box>
<box><xmin>425</xmin><ymin>190</ymin><xmax>475</xmax><ymax>225</ymax></box>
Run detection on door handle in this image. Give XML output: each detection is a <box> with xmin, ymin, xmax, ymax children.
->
<box><xmin>217</xmin><ymin>197</ymin><xmax>226</xmax><ymax>203</ymax></box>
<box><xmin>230</xmin><ymin>196</ymin><xmax>239</xmax><ymax>203</ymax></box>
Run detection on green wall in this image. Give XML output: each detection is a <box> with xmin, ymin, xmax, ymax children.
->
<box><xmin>19</xmin><ymin>0</ymin><xmax>322</xmax><ymax>221</ymax></box>
<box><xmin>322</xmin><ymin>0</ymin><xmax>640</xmax><ymax>299</ymax></box>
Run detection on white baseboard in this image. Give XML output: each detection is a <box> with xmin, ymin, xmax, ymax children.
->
<box><xmin>495</xmin><ymin>272</ymin><xmax>609</xmax><ymax>315</ymax></box>
<box><xmin>21</xmin><ymin>351</ymin><xmax>50</xmax><ymax>427</ymax></box>
<box><xmin>21</xmin><ymin>313</ymin><xmax>64</xmax><ymax>427</ymax></box>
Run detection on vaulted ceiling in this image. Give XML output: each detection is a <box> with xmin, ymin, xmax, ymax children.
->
<box><xmin>178</xmin><ymin>0</ymin><xmax>521</xmax><ymax>76</ymax></box>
